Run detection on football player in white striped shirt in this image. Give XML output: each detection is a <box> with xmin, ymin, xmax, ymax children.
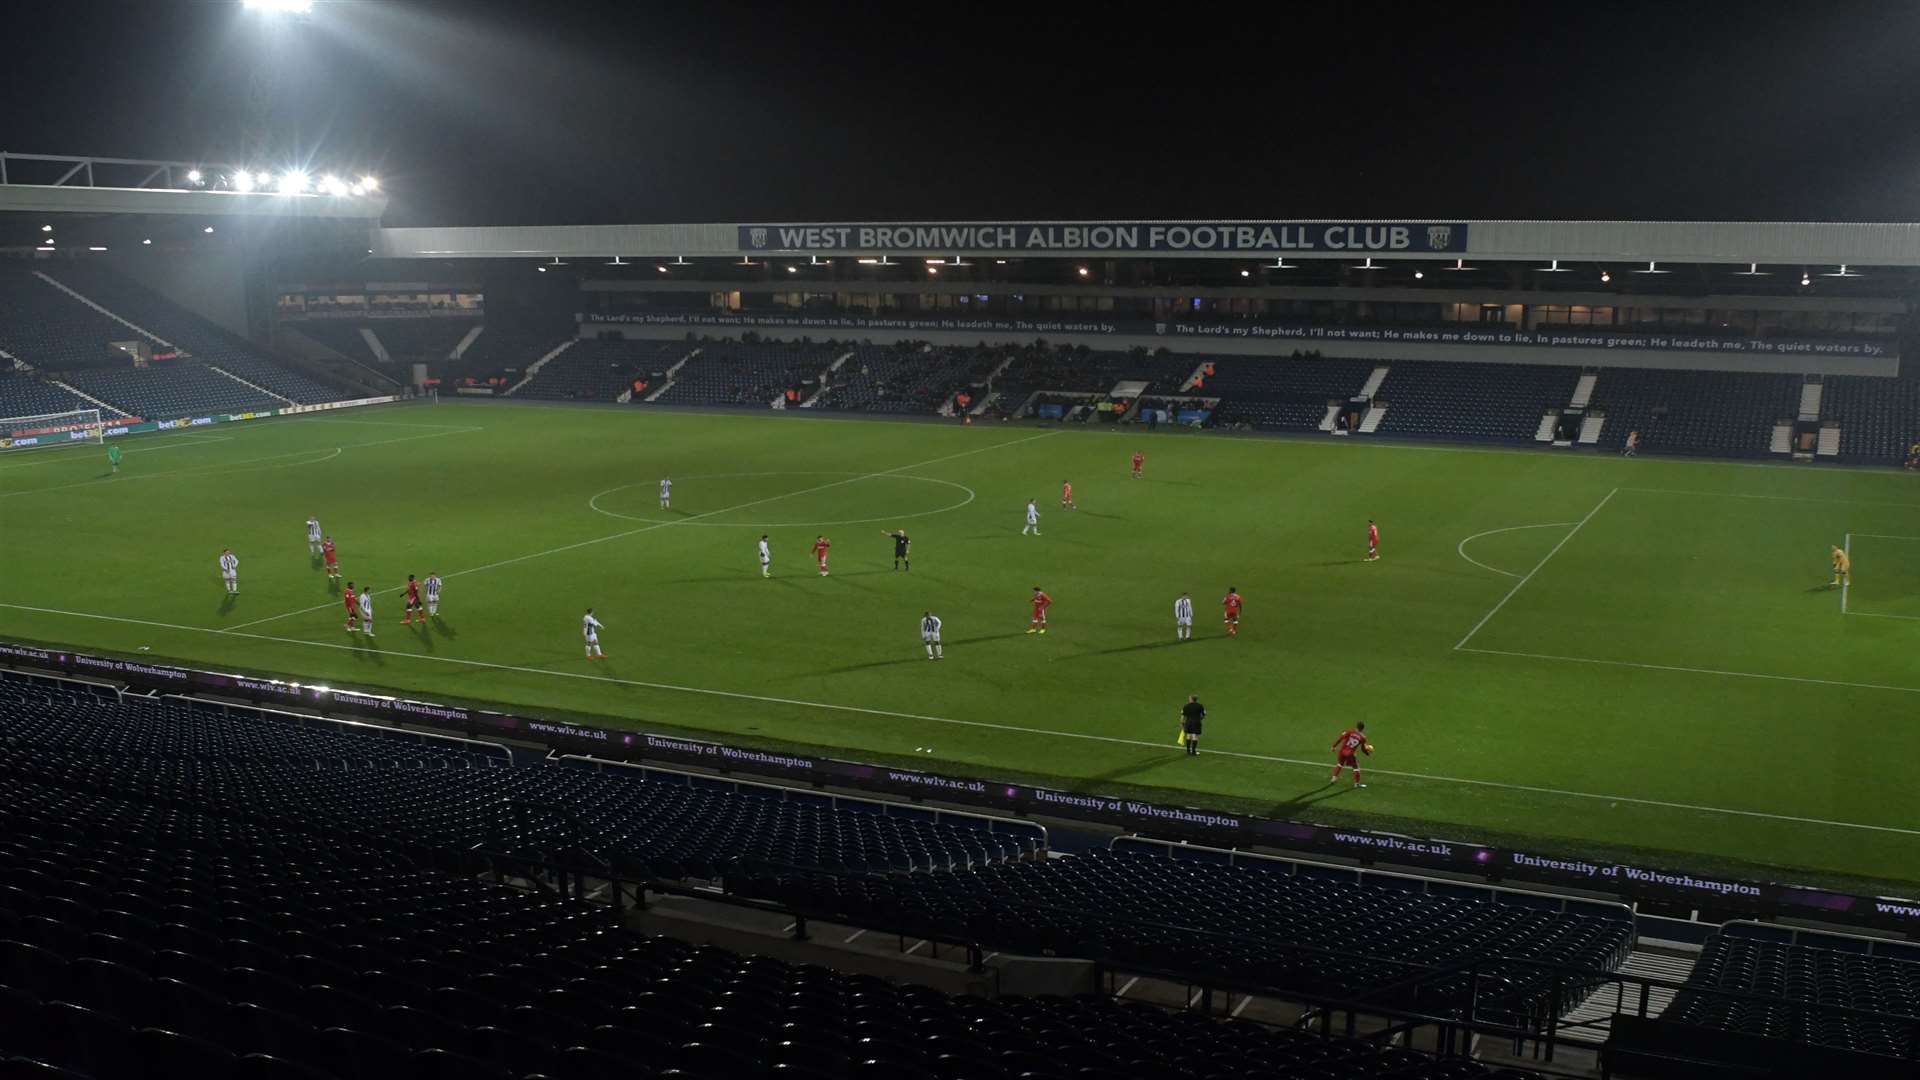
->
<box><xmin>218</xmin><ymin>549</ymin><xmax>239</xmax><ymax>594</ymax></box>
<box><xmin>582</xmin><ymin>608</ymin><xmax>605</xmax><ymax>660</ymax></box>
<box><xmin>357</xmin><ymin>587</ymin><xmax>375</xmax><ymax>636</ymax></box>
<box><xmin>758</xmin><ymin>535</ymin><xmax>772</xmax><ymax>578</ymax></box>
<box><xmin>306</xmin><ymin>516</ymin><xmax>323</xmax><ymax>555</ymax></box>
<box><xmin>659</xmin><ymin>477</ymin><xmax>672</xmax><ymax>510</ymax></box>
<box><xmin>1174</xmin><ymin>592</ymin><xmax>1194</xmax><ymax>640</ymax></box>
<box><xmin>1021</xmin><ymin>499</ymin><xmax>1041</xmax><ymax>536</ymax></box>
<box><xmin>921</xmin><ymin>611</ymin><xmax>944</xmax><ymax>660</ymax></box>
<box><xmin>424</xmin><ymin>572</ymin><xmax>442</xmax><ymax>616</ymax></box>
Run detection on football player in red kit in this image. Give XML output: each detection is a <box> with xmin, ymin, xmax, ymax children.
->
<box><xmin>402</xmin><ymin>574</ymin><xmax>425</xmax><ymax>625</ymax></box>
<box><xmin>321</xmin><ymin>537</ymin><xmax>341</xmax><ymax>580</ymax></box>
<box><xmin>811</xmin><ymin>535</ymin><xmax>831</xmax><ymax>577</ymax></box>
<box><xmin>1027</xmin><ymin>587</ymin><xmax>1052</xmax><ymax>634</ymax></box>
<box><xmin>342</xmin><ymin>582</ymin><xmax>360</xmax><ymax>633</ymax></box>
<box><xmin>1130</xmin><ymin>451</ymin><xmax>1145</xmax><ymax>479</ymax></box>
<box><xmin>1222</xmin><ymin>587</ymin><xmax>1243</xmax><ymax>635</ymax></box>
<box><xmin>1331</xmin><ymin>722</ymin><xmax>1371</xmax><ymax>788</ymax></box>
<box><xmin>1366</xmin><ymin>519</ymin><xmax>1381</xmax><ymax>562</ymax></box>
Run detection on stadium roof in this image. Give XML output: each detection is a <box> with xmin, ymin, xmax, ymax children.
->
<box><xmin>370</xmin><ymin>218</ymin><xmax>1920</xmax><ymax>267</ymax></box>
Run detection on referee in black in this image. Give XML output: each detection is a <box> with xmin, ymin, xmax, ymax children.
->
<box><xmin>1180</xmin><ymin>694</ymin><xmax>1205</xmax><ymax>756</ymax></box>
<box><xmin>882</xmin><ymin>529</ymin><xmax>911</xmax><ymax>571</ymax></box>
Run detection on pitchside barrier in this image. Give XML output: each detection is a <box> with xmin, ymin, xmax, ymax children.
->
<box><xmin>1</xmin><ymin>638</ymin><xmax>1914</xmax><ymax>936</ymax></box>
<box><xmin>0</xmin><ymin>395</ymin><xmax>399</xmax><ymax>450</ymax></box>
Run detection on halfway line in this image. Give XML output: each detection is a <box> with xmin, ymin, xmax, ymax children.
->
<box><xmin>1454</xmin><ymin>489</ymin><xmax>1616</xmax><ymax>650</ymax></box>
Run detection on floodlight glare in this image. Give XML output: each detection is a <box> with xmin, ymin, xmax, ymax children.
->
<box><xmin>40</xmin><ymin>224</ymin><xmax>52</xmax><ymax>232</ymax></box>
<box><xmin>277</xmin><ymin>171</ymin><xmax>309</xmax><ymax>195</ymax></box>
<box><xmin>203</xmin><ymin>226</ymin><xmax>215</xmax><ymax>234</ymax></box>
<box><xmin>348</xmin><ymin>183</ymin><xmax>366</xmax><ymax>197</ymax></box>
<box><xmin>243</xmin><ymin>0</ymin><xmax>314</xmax><ymax>12</ymax></box>
<box><xmin>233</xmin><ymin>171</ymin><xmax>256</xmax><ymax>193</ymax></box>
<box><xmin>255</xmin><ymin>171</ymin><xmax>273</xmax><ymax>186</ymax></box>
<box><xmin>185</xmin><ymin>169</ymin><xmax>203</xmax><ymax>184</ymax></box>
<box><xmin>359</xmin><ymin>176</ymin><xmax>379</xmax><ymax>192</ymax></box>
<box><xmin>319</xmin><ymin>175</ymin><xmax>348</xmax><ymax>196</ymax></box>
<box><xmin>142</xmin><ymin>239</ymin><xmax>152</xmax><ymax>245</ymax></box>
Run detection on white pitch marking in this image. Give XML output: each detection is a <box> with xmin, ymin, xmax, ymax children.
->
<box><xmin>1624</xmin><ymin>487</ymin><xmax>1920</xmax><ymax>510</ymax></box>
<box><xmin>588</xmin><ymin>471</ymin><xmax>976</xmax><ymax>529</ymax></box>
<box><xmin>0</xmin><ymin>426</ymin><xmax>477</xmax><ymax>500</ymax></box>
<box><xmin>224</xmin><ymin>430</ymin><xmax>1057</xmax><ymax>631</ymax></box>
<box><xmin>7</xmin><ymin>600</ymin><xmax>1920</xmax><ymax>839</ymax></box>
<box><xmin>1849</xmin><ymin>534</ymin><xmax>1920</xmax><ymax>542</ymax></box>
<box><xmin>0</xmin><ymin>432</ymin><xmax>235</xmax><ymax>471</ymax></box>
<box><xmin>1454</xmin><ymin>489</ymin><xmax>1617</xmax><ymax>650</ymax></box>
<box><xmin>1842</xmin><ymin>533</ymin><xmax>1851</xmax><ymax>614</ymax></box>
<box><xmin>1455</xmin><ymin>522</ymin><xmax>1578</xmax><ymax>578</ymax></box>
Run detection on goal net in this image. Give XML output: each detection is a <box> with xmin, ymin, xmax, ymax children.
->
<box><xmin>0</xmin><ymin>408</ymin><xmax>104</xmax><ymax>451</ymax></box>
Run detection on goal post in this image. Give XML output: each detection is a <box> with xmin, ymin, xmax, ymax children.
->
<box><xmin>0</xmin><ymin>408</ymin><xmax>104</xmax><ymax>451</ymax></box>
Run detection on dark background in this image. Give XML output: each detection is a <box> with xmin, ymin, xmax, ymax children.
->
<box><xmin>4</xmin><ymin>1</ymin><xmax>1917</xmax><ymax>227</ymax></box>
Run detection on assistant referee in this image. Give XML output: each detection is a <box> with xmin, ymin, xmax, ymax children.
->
<box><xmin>1180</xmin><ymin>694</ymin><xmax>1205</xmax><ymax>756</ymax></box>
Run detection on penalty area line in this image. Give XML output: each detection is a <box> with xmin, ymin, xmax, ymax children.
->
<box><xmin>5</xmin><ymin>599</ymin><xmax>1920</xmax><ymax>839</ymax></box>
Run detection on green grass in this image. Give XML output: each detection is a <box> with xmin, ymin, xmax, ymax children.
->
<box><xmin>3</xmin><ymin>401</ymin><xmax>1919</xmax><ymax>892</ymax></box>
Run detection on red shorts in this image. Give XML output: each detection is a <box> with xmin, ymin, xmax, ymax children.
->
<box><xmin>1337</xmin><ymin>753</ymin><xmax>1359</xmax><ymax>769</ymax></box>
<box><xmin>1032</xmin><ymin>607</ymin><xmax>1048</xmax><ymax>619</ymax></box>
<box><xmin>324</xmin><ymin>556</ymin><xmax>338</xmax><ymax>566</ymax></box>
<box><xmin>1225</xmin><ymin>610</ymin><xmax>1240</xmax><ymax>621</ymax></box>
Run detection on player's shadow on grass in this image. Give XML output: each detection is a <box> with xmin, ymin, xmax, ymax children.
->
<box><xmin>1807</xmin><ymin>583</ymin><xmax>1840</xmax><ymax>593</ymax></box>
<box><xmin>218</xmin><ymin>594</ymin><xmax>237</xmax><ymax>615</ymax></box>
<box><xmin>1067</xmin><ymin>638</ymin><xmax>1214</xmax><ymax>659</ymax></box>
<box><xmin>1265</xmin><ymin>782</ymin><xmax>1358</xmax><ymax>817</ymax></box>
<box><xmin>1075</xmin><ymin>752</ymin><xmax>1181</xmax><ymax>787</ymax></box>
<box><xmin>430</xmin><ymin>617</ymin><xmax>458</xmax><ymax>640</ymax></box>
<box><xmin>1075</xmin><ymin>510</ymin><xmax>1125</xmax><ymax>521</ymax></box>
<box><xmin>946</xmin><ymin>632</ymin><xmax>1028</xmax><ymax>647</ymax></box>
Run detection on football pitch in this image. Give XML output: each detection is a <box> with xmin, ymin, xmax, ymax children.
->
<box><xmin>3</xmin><ymin>401</ymin><xmax>1919</xmax><ymax>891</ymax></box>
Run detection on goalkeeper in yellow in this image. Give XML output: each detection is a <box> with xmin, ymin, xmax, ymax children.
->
<box><xmin>1831</xmin><ymin>544</ymin><xmax>1851</xmax><ymax>588</ymax></box>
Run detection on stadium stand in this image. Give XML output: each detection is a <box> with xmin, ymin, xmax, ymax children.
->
<box><xmin>285</xmin><ymin>321</ymin><xmax>388</xmax><ymax>370</ymax></box>
<box><xmin>455</xmin><ymin>321</ymin><xmax>576</xmax><ymax>384</ymax></box>
<box><xmin>1820</xmin><ymin>372</ymin><xmax>1920</xmax><ymax>464</ymax></box>
<box><xmin>649</xmin><ymin>341</ymin><xmax>843</xmax><ymax>407</ymax></box>
<box><xmin>991</xmin><ymin>347</ymin><xmax>1195</xmax><ymax>411</ymax></box>
<box><xmin>1585</xmin><ymin>367</ymin><xmax>1803</xmax><ymax>458</ymax></box>
<box><xmin>1665</xmin><ymin>927</ymin><xmax>1920</xmax><ymax>1059</ymax></box>
<box><xmin>514</xmin><ymin>339</ymin><xmax>688</xmax><ymax>402</ymax></box>
<box><xmin>0</xmin><ymin>372</ymin><xmax>112</xmax><ymax>420</ymax></box>
<box><xmin>373</xmin><ymin>320</ymin><xmax>479</xmax><ymax>367</ymax></box>
<box><xmin>732</xmin><ymin>848</ymin><xmax>1635</xmax><ymax>1026</ymax></box>
<box><xmin>0</xmin><ymin>674</ymin><xmax>1561</xmax><ymax>1079</ymax></box>
<box><xmin>819</xmin><ymin>344</ymin><xmax>1002</xmax><ymax>414</ymax></box>
<box><xmin>43</xmin><ymin>267</ymin><xmax>344</xmax><ymax>405</ymax></box>
<box><xmin>0</xmin><ymin>267</ymin><xmax>147</xmax><ymax>371</ymax></box>
<box><xmin>1374</xmin><ymin>361</ymin><xmax>1582</xmax><ymax>444</ymax></box>
<box><xmin>58</xmin><ymin>363</ymin><xmax>284</xmax><ymax>419</ymax></box>
<box><xmin>1205</xmin><ymin>354</ymin><xmax>1377</xmax><ymax>431</ymax></box>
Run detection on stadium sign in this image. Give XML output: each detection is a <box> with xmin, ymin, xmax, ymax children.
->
<box><xmin>739</xmin><ymin>221</ymin><xmax>1470</xmax><ymax>255</ymax></box>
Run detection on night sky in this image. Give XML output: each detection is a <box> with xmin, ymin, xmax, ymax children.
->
<box><xmin>4</xmin><ymin>1</ymin><xmax>1919</xmax><ymax>228</ymax></box>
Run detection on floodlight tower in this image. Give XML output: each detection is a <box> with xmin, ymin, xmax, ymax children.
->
<box><xmin>239</xmin><ymin>0</ymin><xmax>313</xmax><ymax>171</ymax></box>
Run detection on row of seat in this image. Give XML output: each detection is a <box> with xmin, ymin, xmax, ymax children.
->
<box><xmin>1667</xmin><ymin>932</ymin><xmax>1920</xmax><ymax>1058</ymax></box>
<box><xmin>647</xmin><ymin>342</ymin><xmax>842</xmax><ymax>407</ymax></box>
<box><xmin>0</xmin><ymin>762</ymin><xmax>1550</xmax><ymax>1080</ymax></box>
<box><xmin>515</xmin><ymin>340</ymin><xmax>689</xmax><ymax>402</ymax></box>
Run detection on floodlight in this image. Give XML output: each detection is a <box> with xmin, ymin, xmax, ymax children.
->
<box><xmin>185</xmin><ymin>169</ymin><xmax>203</xmax><ymax>184</ymax></box>
<box><xmin>1801</xmin><ymin>272</ymin><xmax>1812</xmax><ymax>286</ymax></box>
<box><xmin>359</xmin><ymin>176</ymin><xmax>379</xmax><ymax>192</ymax></box>
<box><xmin>1413</xmin><ymin>270</ymin><xmax>1424</xmax><ymax>280</ymax></box>
<box><xmin>141</xmin><ymin>239</ymin><xmax>152</xmax><ymax>245</ymax></box>
<box><xmin>927</xmin><ymin>266</ymin><xmax>939</xmax><ymax>275</ymax></box>
<box><xmin>40</xmin><ymin>224</ymin><xmax>52</xmax><ymax>232</ymax></box>
<box><xmin>1076</xmin><ymin>266</ymin><xmax>1089</xmax><ymax>277</ymax></box>
<box><xmin>536</xmin><ymin>266</ymin><xmax>547</xmax><ymax>273</ymax></box>
<box><xmin>277</xmin><ymin>171</ymin><xmax>309</xmax><ymax>195</ymax></box>
<box><xmin>233</xmin><ymin>171</ymin><xmax>256</xmax><ymax>193</ymax></box>
<box><xmin>204</xmin><ymin>226</ymin><xmax>215</xmax><ymax>234</ymax></box>
<box><xmin>87</xmin><ymin>246</ymin><xmax>106</xmax><ymax>252</ymax></box>
<box><xmin>1599</xmin><ymin>270</ymin><xmax>1611</xmax><ymax>283</ymax></box>
<box><xmin>1239</xmin><ymin>269</ymin><xmax>1250</xmax><ymax>278</ymax></box>
<box><xmin>656</xmin><ymin>265</ymin><xmax>668</xmax><ymax>273</ymax></box>
<box><xmin>243</xmin><ymin>0</ymin><xmax>314</xmax><ymax>12</ymax></box>
<box><xmin>348</xmin><ymin>184</ymin><xmax>366</xmax><ymax>197</ymax></box>
<box><xmin>786</xmin><ymin>266</ymin><xmax>798</xmax><ymax>273</ymax></box>
<box><xmin>319</xmin><ymin>175</ymin><xmax>348</xmax><ymax>196</ymax></box>
<box><xmin>255</xmin><ymin>171</ymin><xmax>273</xmax><ymax>186</ymax></box>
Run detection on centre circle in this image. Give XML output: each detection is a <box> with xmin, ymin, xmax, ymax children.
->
<box><xmin>587</xmin><ymin>471</ymin><xmax>976</xmax><ymax>528</ymax></box>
